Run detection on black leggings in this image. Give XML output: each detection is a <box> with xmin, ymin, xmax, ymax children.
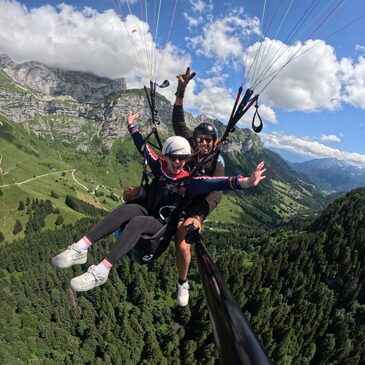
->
<box><xmin>86</xmin><ymin>204</ymin><xmax>164</xmax><ymax>265</ymax></box>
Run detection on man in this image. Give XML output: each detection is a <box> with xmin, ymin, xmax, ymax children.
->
<box><xmin>172</xmin><ymin>68</ymin><xmax>225</xmax><ymax>306</ymax></box>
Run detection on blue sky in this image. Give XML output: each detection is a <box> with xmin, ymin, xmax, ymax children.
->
<box><xmin>1</xmin><ymin>0</ymin><xmax>365</xmax><ymax>166</ymax></box>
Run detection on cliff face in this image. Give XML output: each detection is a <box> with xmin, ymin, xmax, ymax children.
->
<box><xmin>0</xmin><ymin>54</ymin><xmax>126</xmax><ymax>101</ymax></box>
<box><xmin>0</xmin><ymin>54</ymin><xmax>262</xmax><ymax>154</ymax></box>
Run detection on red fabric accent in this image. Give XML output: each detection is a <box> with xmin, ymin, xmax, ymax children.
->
<box><xmin>146</xmin><ymin>144</ymin><xmax>159</xmax><ymax>160</ymax></box>
<box><xmin>160</xmin><ymin>159</ymin><xmax>190</xmax><ymax>179</ymax></box>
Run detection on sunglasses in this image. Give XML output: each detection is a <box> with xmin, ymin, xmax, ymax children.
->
<box><xmin>195</xmin><ymin>136</ymin><xmax>214</xmax><ymax>143</ymax></box>
<box><xmin>166</xmin><ymin>154</ymin><xmax>189</xmax><ymax>162</ymax></box>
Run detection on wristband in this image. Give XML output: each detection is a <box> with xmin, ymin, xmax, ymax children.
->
<box><xmin>240</xmin><ymin>177</ymin><xmax>252</xmax><ymax>188</ymax></box>
<box><xmin>175</xmin><ymin>88</ymin><xmax>185</xmax><ymax>98</ymax></box>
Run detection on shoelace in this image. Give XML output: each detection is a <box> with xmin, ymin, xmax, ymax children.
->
<box><xmin>87</xmin><ymin>266</ymin><xmax>104</xmax><ymax>282</ymax></box>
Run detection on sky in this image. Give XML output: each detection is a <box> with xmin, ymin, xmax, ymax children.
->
<box><xmin>1</xmin><ymin>0</ymin><xmax>365</xmax><ymax>167</ymax></box>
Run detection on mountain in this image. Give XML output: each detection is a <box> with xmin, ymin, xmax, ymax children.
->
<box><xmin>0</xmin><ymin>54</ymin><xmax>126</xmax><ymax>102</ymax></box>
<box><xmin>289</xmin><ymin>158</ymin><xmax>365</xmax><ymax>194</ymax></box>
<box><xmin>0</xmin><ymin>55</ymin><xmax>327</xmax><ymax>242</ymax></box>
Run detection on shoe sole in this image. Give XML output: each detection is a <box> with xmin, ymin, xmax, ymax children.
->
<box><xmin>70</xmin><ymin>279</ymin><xmax>106</xmax><ymax>292</ymax></box>
<box><xmin>51</xmin><ymin>256</ymin><xmax>87</xmax><ymax>268</ymax></box>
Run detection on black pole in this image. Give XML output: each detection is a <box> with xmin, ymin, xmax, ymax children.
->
<box><xmin>187</xmin><ymin>227</ymin><xmax>271</xmax><ymax>365</ymax></box>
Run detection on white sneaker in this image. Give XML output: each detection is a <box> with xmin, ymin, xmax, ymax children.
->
<box><xmin>70</xmin><ymin>265</ymin><xmax>108</xmax><ymax>292</ymax></box>
<box><xmin>52</xmin><ymin>243</ymin><xmax>87</xmax><ymax>268</ymax></box>
<box><xmin>177</xmin><ymin>281</ymin><xmax>190</xmax><ymax>306</ymax></box>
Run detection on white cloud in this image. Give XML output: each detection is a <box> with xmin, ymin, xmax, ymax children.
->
<box><xmin>243</xmin><ymin>39</ymin><xmax>365</xmax><ymax>112</ymax></box>
<box><xmin>183</xmin><ymin>12</ymin><xmax>202</xmax><ymax>29</ymax></box>
<box><xmin>321</xmin><ymin>134</ymin><xmax>341</xmax><ymax>143</ymax></box>
<box><xmin>0</xmin><ymin>1</ymin><xmax>190</xmax><ymax>89</ymax></box>
<box><xmin>262</xmin><ymin>132</ymin><xmax>365</xmax><ymax>168</ymax></box>
<box><xmin>186</xmin><ymin>15</ymin><xmax>365</xmax><ymax>114</ymax></box>
<box><xmin>185</xmin><ymin>77</ymin><xmax>235</xmax><ymax>121</ymax></box>
<box><xmin>183</xmin><ymin>0</ymin><xmax>213</xmax><ymax>31</ymax></box>
<box><xmin>340</xmin><ymin>56</ymin><xmax>365</xmax><ymax>109</ymax></box>
<box><xmin>189</xmin><ymin>0</ymin><xmax>213</xmax><ymax>14</ymax></box>
<box><xmin>355</xmin><ymin>44</ymin><xmax>365</xmax><ymax>55</ymax></box>
<box><xmin>187</xmin><ymin>13</ymin><xmax>260</xmax><ymax>71</ymax></box>
<box><xmin>182</xmin><ymin>76</ymin><xmax>277</xmax><ymax>124</ymax></box>
<box><xmin>243</xmin><ymin>39</ymin><xmax>343</xmax><ymax>112</ymax></box>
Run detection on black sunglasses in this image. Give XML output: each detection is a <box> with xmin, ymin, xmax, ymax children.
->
<box><xmin>166</xmin><ymin>154</ymin><xmax>190</xmax><ymax>162</ymax></box>
<box><xmin>195</xmin><ymin>136</ymin><xmax>213</xmax><ymax>143</ymax></box>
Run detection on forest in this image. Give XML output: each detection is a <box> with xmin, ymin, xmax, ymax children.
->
<box><xmin>0</xmin><ymin>188</ymin><xmax>364</xmax><ymax>364</ymax></box>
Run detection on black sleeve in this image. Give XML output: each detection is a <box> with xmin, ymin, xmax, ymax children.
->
<box><xmin>172</xmin><ymin>104</ymin><xmax>193</xmax><ymax>142</ymax></box>
<box><xmin>184</xmin><ymin>161</ymin><xmax>225</xmax><ymax>220</ymax></box>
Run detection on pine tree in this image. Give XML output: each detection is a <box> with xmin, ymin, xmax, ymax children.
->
<box><xmin>51</xmin><ymin>190</ymin><xmax>59</xmax><ymax>199</ymax></box>
<box><xmin>13</xmin><ymin>220</ymin><xmax>22</xmax><ymax>234</ymax></box>
<box><xmin>18</xmin><ymin>200</ymin><xmax>25</xmax><ymax>211</ymax></box>
<box><xmin>0</xmin><ymin>232</ymin><xmax>4</xmax><ymax>243</ymax></box>
<box><xmin>55</xmin><ymin>215</ymin><xmax>64</xmax><ymax>226</ymax></box>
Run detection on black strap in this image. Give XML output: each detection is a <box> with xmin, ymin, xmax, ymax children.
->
<box><xmin>139</xmin><ymin>87</ymin><xmax>164</xmax><ymax>189</ymax></box>
<box><xmin>252</xmin><ymin>100</ymin><xmax>263</xmax><ymax>133</ymax></box>
<box><xmin>141</xmin><ymin>87</ymin><xmax>260</xmax><ymax>258</ymax></box>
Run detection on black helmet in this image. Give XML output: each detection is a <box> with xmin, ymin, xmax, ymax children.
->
<box><xmin>193</xmin><ymin>122</ymin><xmax>218</xmax><ymax>141</ymax></box>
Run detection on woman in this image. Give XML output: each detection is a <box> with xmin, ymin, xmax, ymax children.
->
<box><xmin>52</xmin><ymin>112</ymin><xmax>266</xmax><ymax>292</ymax></box>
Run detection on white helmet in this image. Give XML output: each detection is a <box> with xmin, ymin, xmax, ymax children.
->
<box><xmin>162</xmin><ymin>136</ymin><xmax>191</xmax><ymax>156</ymax></box>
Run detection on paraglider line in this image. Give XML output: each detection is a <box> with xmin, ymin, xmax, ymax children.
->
<box><xmin>113</xmin><ymin>0</ymin><xmax>145</xmax><ymax>83</ymax></box>
<box><xmin>155</xmin><ymin>0</ymin><xmax>178</xmax><ymax>84</ymax></box>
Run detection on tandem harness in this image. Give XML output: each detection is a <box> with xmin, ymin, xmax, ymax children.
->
<box><xmin>116</xmin><ymin>86</ymin><xmax>262</xmax><ymax>265</ymax></box>
<box><xmin>114</xmin><ymin>177</ymin><xmax>191</xmax><ymax>265</ymax></box>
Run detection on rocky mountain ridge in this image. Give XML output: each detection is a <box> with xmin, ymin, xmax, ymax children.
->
<box><xmin>0</xmin><ymin>54</ymin><xmax>262</xmax><ymax>152</ymax></box>
<box><xmin>0</xmin><ymin>54</ymin><xmax>126</xmax><ymax>101</ymax></box>
<box><xmin>289</xmin><ymin>158</ymin><xmax>365</xmax><ymax>193</ymax></box>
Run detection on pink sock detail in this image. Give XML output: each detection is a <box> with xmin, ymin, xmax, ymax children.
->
<box><xmin>75</xmin><ymin>236</ymin><xmax>92</xmax><ymax>250</ymax></box>
<box><xmin>102</xmin><ymin>259</ymin><xmax>113</xmax><ymax>269</ymax></box>
<box><xmin>96</xmin><ymin>259</ymin><xmax>112</xmax><ymax>277</ymax></box>
<box><xmin>82</xmin><ymin>236</ymin><xmax>92</xmax><ymax>246</ymax></box>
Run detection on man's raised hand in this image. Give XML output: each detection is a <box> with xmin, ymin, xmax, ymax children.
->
<box><xmin>177</xmin><ymin>67</ymin><xmax>196</xmax><ymax>91</ymax></box>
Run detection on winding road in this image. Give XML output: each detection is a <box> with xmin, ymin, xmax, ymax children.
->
<box><xmin>0</xmin><ymin>166</ymin><xmax>122</xmax><ymax>200</ymax></box>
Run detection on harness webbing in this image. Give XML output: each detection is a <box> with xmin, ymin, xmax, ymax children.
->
<box><xmin>137</xmin><ymin>87</ymin><xmax>261</xmax><ymax>261</ymax></box>
<box><xmin>140</xmin><ymin>82</ymin><xmax>163</xmax><ymax>189</ymax></box>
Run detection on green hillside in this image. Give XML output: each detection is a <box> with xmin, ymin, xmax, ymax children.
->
<box><xmin>0</xmin><ymin>117</ymin><xmax>142</xmax><ymax>241</ymax></box>
<box><xmin>0</xmin><ymin>110</ymin><xmax>328</xmax><ymax>242</ymax></box>
<box><xmin>0</xmin><ymin>186</ymin><xmax>364</xmax><ymax>364</ymax></box>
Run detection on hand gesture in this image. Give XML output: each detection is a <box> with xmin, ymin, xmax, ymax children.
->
<box><xmin>177</xmin><ymin>67</ymin><xmax>196</xmax><ymax>91</ymax></box>
<box><xmin>248</xmin><ymin>161</ymin><xmax>267</xmax><ymax>186</ymax></box>
<box><xmin>127</xmin><ymin>111</ymin><xmax>140</xmax><ymax>125</ymax></box>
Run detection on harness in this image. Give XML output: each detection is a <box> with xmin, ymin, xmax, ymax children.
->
<box><xmin>122</xmin><ymin>87</ymin><xmax>262</xmax><ymax>264</ymax></box>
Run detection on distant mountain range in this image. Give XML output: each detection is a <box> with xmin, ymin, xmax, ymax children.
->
<box><xmin>289</xmin><ymin>158</ymin><xmax>365</xmax><ymax>193</ymax></box>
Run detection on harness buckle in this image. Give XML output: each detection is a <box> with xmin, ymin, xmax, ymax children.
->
<box><xmin>159</xmin><ymin>205</ymin><xmax>176</xmax><ymax>222</ymax></box>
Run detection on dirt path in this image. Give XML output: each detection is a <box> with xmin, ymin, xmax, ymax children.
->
<box><xmin>71</xmin><ymin>170</ymin><xmax>88</xmax><ymax>191</ymax></box>
<box><xmin>0</xmin><ymin>167</ymin><xmax>122</xmax><ymax>201</ymax></box>
<box><xmin>0</xmin><ymin>169</ymin><xmax>74</xmax><ymax>188</ymax></box>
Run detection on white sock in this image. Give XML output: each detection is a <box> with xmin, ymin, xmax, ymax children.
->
<box><xmin>96</xmin><ymin>259</ymin><xmax>112</xmax><ymax>277</ymax></box>
<box><xmin>75</xmin><ymin>236</ymin><xmax>92</xmax><ymax>251</ymax></box>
